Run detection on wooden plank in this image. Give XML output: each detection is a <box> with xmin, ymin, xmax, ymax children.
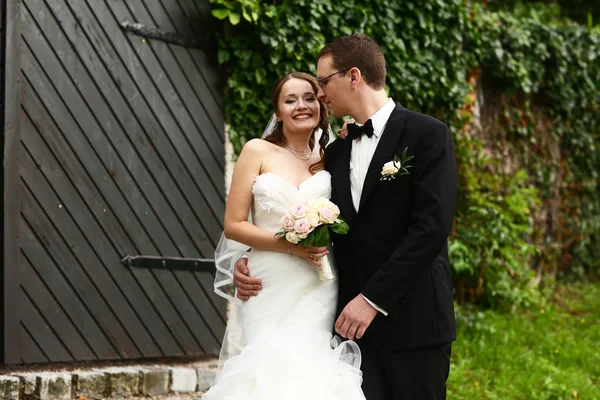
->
<box><xmin>195</xmin><ymin>271</ymin><xmax>228</xmax><ymax>325</ymax></box>
<box><xmin>19</xmin><ymin>323</ymin><xmax>48</xmax><ymax>364</ymax></box>
<box><xmin>142</xmin><ymin>0</ymin><xmax>225</xmax><ymax>137</ymax></box>
<box><xmin>85</xmin><ymin>0</ymin><xmax>225</xmax><ymax>196</ymax></box>
<box><xmin>20</xmin><ymin>184</ymin><xmax>125</xmax><ymax>360</ymax></box>
<box><xmin>20</xmin><ymin>138</ymin><xmax>152</xmax><ymax>359</ymax></box>
<box><xmin>123</xmin><ymin>255</ymin><xmax>225</xmax><ymax>349</ymax></box>
<box><xmin>2</xmin><ymin>0</ymin><xmax>22</xmax><ymax>364</ymax></box>
<box><xmin>169</xmin><ymin>0</ymin><xmax>225</xmax><ymax>111</ymax></box>
<box><xmin>18</xmin><ymin>0</ymin><xmax>225</xmax><ymax>359</ymax></box>
<box><xmin>20</xmin><ymin>76</ymin><xmax>205</xmax><ymax>357</ymax></box>
<box><xmin>182</xmin><ymin>0</ymin><xmax>211</xmax><ymax>18</ymax></box>
<box><xmin>52</xmin><ymin>1</ymin><xmax>225</xmax><ymax>354</ymax></box>
<box><xmin>19</xmin><ymin>285</ymin><xmax>73</xmax><ymax>362</ymax></box>
<box><xmin>20</xmin><ymin>50</ymin><xmax>208</xmax><ymax>356</ymax></box>
<box><xmin>20</xmin><ymin>84</ymin><xmax>187</xmax><ymax>357</ymax></box>
<box><xmin>20</xmin><ymin>2</ymin><xmax>216</xmax><ymax>258</ymax></box>
<box><xmin>172</xmin><ymin>269</ymin><xmax>222</xmax><ymax>353</ymax></box>
<box><xmin>22</xmin><ymin>101</ymin><xmax>179</xmax><ymax>358</ymax></box>
<box><xmin>113</xmin><ymin>0</ymin><xmax>225</xmax><ymax>167</ymax></box>
<box><xmin>18</xmin><ymin>100</ymin><xmax>178</xmax><ymax>358</ymax></box>
<box><xmin>20</xmin><ymin>252</ymin><xmax>97</xmax><ymax>360</ymax></box>
<box><xmin>43</xmin><ymin>0</ymin><xmax>224</xmax><ymax>241</ymax></box>
<box><xmin>20</xmin><ymin>40</ymin><xmax>178</xmax><ymax>260</ymax></box>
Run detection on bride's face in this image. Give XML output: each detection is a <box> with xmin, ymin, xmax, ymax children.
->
<box><xmin>276</xmin><ymin>78</ymin><xmax>320</xmax><ymax>134</ymax></box>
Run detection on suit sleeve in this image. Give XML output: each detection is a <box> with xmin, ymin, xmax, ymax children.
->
<box><xmin>360</xmin><ymin>124</ymin><xmax>457</xmax><ymax>313</ymax></box>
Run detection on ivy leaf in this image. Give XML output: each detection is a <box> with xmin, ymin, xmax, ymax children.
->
<box><xmin>212</xmin><ymin>9</ymin><xmax>229</xmax><ymax>20</ymax></box>
<box><xmin>218</xmin><ymin>49</ymin><xmax>230</xmax><ymax>64</ymax></box>
<box><xmin>242</xmin><ymin>8</ymin><xmax>252</xmax><ymax>22</ymax></box>
<box><xmin>264</xmin><ymin>5</ymin><xmax>276</xmax><ymax>18</ymax></box>
<box><xmin>270</xmin><ymin>53</ymin><xmax>281</xmax><ymax>64</ymax></box>
<box><xmin>255</xmin><ymin>68</ymin><xmax>266</xmax><ymax>84</ymax></box>
<box><xmin>229</xmin><ymin>12</ymin><xmax>241</xmax><ymax>25</ymax></box>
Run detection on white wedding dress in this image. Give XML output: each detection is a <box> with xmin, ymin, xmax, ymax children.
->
<box><xmin>204</xmin><ymin>170</ymin><xmax>366</xmax><ymax>400</ymax></box>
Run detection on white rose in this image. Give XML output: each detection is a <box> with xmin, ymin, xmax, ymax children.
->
<box><xmin>306</xmin><ymin>212</ymin><xmax>320</xmax><ymax>227</ymax></box>
<box><xmin>382</xmin><ymin>161</ymin><xmax>400</xmax><ymax>175</ymax></box>
<box><xmin>307</xmin><ymin>199</ymin><xmax>320</xmax><ymax>212</ymax></box>
<box><xmin>307</xmin><ymin>197</ymin><xmax>330</xmax><ymax>212</ymax></box>
<box><xmin>285</xmin><ymin>231</ymin><xmax>301</xmax><ymax>244</ymax></box>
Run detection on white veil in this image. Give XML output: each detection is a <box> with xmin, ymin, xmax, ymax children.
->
<box><xmin>211</xmin><ymin>114</ymin><xmax>336</xmax><ymax>381</ymax></box>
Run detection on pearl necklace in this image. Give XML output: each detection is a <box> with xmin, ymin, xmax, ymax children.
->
<box><xmin>284</xmin><ymin>144</ymin><xmax>312</xmax><ymax>161</ymax></box>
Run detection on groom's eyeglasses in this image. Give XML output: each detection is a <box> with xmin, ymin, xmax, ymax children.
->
<box><xmin>317</xmin><ymin>68</ymin><xmax>351</xmax><ymax>88</ymax></box>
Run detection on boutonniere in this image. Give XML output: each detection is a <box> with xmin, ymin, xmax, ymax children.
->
<box><xmin>380</xmin><ymin>147</ymin><xmax>414</xmax><ymax>181</ymax></box>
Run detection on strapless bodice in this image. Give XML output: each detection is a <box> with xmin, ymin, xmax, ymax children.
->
<box><xmin>251</xmin><ymin>170</ymin><xmax>332</xmax><ymax>232</ymax></box>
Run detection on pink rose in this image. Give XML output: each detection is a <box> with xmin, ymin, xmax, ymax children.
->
<box><xmin>294</xmin><ymin>218</ymin><xmax>312</xmax><ymax>236</ymax></box>
<box><xmin>291</xmin><ymin>204</ymin><xmax>307</xmax><ymax>219</ymax></box>
<box><xmin>280</xmin><ymin>214</ymin><xmax>295</xmax><ymax>231</ymax></box>
<box><xmin>319</xmin><ymin>204</ymin><xmax>340</xmax><ymax>223</ymax></box>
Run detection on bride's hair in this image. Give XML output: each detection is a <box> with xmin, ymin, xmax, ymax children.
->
<box><xmin>263</xmin><ymin>72</ymin><xmax>329</xmax><ymax>174</ymax></box>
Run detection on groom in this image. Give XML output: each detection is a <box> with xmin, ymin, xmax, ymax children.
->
<box><xmin>234</xmin><ymin>34</ymin><xmax>457</xmax><ymax>399</ymax></box>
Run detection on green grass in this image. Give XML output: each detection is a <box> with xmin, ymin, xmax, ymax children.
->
<box><xmin>448</xmin><ymin>282</ymin><xmax>600</xmax><ymax>399</ymax></box>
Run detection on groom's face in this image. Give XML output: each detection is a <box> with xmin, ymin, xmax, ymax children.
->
<box><xmin>316</xmin><ymin>56</ymin><xmax>350</xmax><ymax>118</ymax></box>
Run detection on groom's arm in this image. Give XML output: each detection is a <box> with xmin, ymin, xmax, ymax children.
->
<box><xmin>360</xmin><ymin>123</ymin><xmax>457</xmax><ymax>313</ymax></box>
<box><xmin>233</xmin><ymin>257</ymin><xmax>261</xmax><ymax>301</ymax></box>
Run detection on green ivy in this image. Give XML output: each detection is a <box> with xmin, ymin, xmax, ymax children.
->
<box><xmin>208</xmin><ymin>0</ymin><xmax>600</xmax><ymax>307</ymax></box>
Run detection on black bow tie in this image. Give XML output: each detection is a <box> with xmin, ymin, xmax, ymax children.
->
<box><xmin>347</xmin><ymin>119</ymin><xmax>374</xmax><ymax>140</ymax></box>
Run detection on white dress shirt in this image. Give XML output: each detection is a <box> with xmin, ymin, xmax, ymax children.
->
<box><xmin>352</xmin><ymin>98</ymin><xmax>396</xmax><ymax>316</ymax></box>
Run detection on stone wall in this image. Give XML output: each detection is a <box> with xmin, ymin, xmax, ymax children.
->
<box><xmin>0</xmin><ymin>361</ymin><xmax>217</xmax><ymax>400</ymax></box>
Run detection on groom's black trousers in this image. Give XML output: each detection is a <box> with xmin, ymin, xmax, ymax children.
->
<box><xmin>357</xmin><ymin>336</ymin><xmax>452</xmax><ymax>400</ymax></box>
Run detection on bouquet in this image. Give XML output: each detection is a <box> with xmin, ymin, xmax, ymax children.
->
<box><xmin>275</xmin><ymin>198</ymin><xmax>349</xmax><ymax>281</ymax></box>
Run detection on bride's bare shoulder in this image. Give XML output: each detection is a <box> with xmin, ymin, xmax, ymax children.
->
<box><xmin>244</xmin><ymin>138</ymin><xmax>277</xmax><ymax>150</ymax></box>
<box><xmin>241</xmin><ymin>138</ymin><xmax>280</xmax><ymax>157</ymax></box>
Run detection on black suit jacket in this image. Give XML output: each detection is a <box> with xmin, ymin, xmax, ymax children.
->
<box><xmin>325</xmin><ymin>104</ymin><xmax>457</xmax><ymax>351</ymax></box>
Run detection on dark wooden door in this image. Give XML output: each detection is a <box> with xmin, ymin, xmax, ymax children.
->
<box><xmin>2</xmin><ymin>0</ymin><xmax>227</xmax><ymax>364</ymax></box>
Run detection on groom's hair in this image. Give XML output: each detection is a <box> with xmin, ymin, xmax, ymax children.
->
<box><xmin>317</xmin><ymin>34</ymin><xmax>386</xmax><ymax>90</ymax></box>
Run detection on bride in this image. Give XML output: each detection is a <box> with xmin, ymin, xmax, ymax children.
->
<box><xmin>204</xmin><ymin>72</ymin><xmax>366</xmax><ymax>399</ymax></box>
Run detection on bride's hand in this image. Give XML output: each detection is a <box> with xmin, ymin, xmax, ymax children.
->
<box><xmin>290</xmin><ymin>244</ymin><xmax>329</xmax><ymax>267</ymax></box>
<box><xmin>337</xmin><ymin>118</ymin><xmax>356</xmax><ymax>139</ymax></box>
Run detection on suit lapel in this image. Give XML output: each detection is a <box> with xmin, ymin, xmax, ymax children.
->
<box><xmin>332</xmin><ymin>138</ymin><xmax>356</xmax><ymax>224</ymax></box>
<box><xmin>359</xmin><ymin>105</ymin><xmax>407</xmax><ymax>211</ymax></box>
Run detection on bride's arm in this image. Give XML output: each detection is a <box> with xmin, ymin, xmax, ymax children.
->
<box><xmin>224</xmin><ymin>139</ymin><xmax>292</xmax><ymax>254</ymax></box>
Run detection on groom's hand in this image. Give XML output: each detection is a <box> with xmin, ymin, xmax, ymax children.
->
<box><xmin>233</xmin><ymin>257</ymin><xmax>262</xmax><ymax>301</ymax></box>
<box><xmin>335</xmin><ymin>295</ymin><xmax>378</xmax><ymax>340</ymax></box>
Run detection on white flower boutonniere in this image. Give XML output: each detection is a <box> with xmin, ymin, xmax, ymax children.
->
<box><xmin>380</xmin><ymin>147</ymin><xmax>414</xmax><ymax>181</ymax></box>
